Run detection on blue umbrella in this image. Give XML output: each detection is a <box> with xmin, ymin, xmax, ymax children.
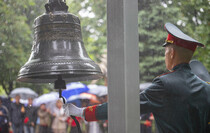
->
<box><xmin>62</xmin><ymin>82</ymin><xmax>89</xmax><ymax>101</ymax></box>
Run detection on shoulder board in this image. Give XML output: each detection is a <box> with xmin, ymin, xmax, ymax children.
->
<box><xmin>156</xmin><ymin>70</ymin><xmax>175</xmax><ymax>78</ymax></box>
<box><xmin>206</xmin><ymin>82</ymin><xmax>210</xmax><ymax>84</ymax></box>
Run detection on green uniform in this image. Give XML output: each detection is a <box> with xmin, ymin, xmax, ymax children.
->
<box><xmin>84</xmin><ymin>63</ymin><xmax>210</xmax><ymax>133</ymax></box>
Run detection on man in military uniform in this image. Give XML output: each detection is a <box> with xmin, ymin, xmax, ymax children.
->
<box><xmin>63</xmin><ymin>23</ymin><xmax>210</xmax><ymax>133</ymax></box>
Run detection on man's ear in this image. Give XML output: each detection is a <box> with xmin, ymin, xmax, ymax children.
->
<box><xmin>170</xmin><ymin>47</ymin><xmax>175</xmax><ymax>59</ymax></box>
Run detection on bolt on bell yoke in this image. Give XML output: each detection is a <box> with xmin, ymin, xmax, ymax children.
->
<box><xmin>17</xmin><ymin>0</ymin><xmax>103</xmax><ymax>85</ymax></box>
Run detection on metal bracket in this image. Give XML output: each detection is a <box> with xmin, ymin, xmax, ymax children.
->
<box><xmin>45</xmin><ymin>0</ymin><xmax>68</xmax><ymax>13</ymax></box>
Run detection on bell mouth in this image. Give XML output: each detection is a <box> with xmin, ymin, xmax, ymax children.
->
<box><xmin>17</xmin><ymin>59</ymin><xmax>103</xmax><ymax>83</ymax></box>
<box><xmin>17</xmin><ymin>72</ymin><xmax>103</xmax><ymax>83</ymax></box>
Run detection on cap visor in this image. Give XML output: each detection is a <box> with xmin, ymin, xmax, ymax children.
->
<box><xmin>162</xmin><ymin>42</ymin><xmax>170</xmax><ymax>47</ymax></box>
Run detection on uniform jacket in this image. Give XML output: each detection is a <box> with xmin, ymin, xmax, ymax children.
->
<box><xmin>84</xmin><ymin>63</ymin><xmax>210</xmax><ymax>133</ymax></box>
<box><xmin>140</xmin><ymin>63</ymin><xmax>210</xmax><ymax>133</ymax></box>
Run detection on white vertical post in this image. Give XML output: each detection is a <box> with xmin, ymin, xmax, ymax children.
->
<box><xmin>107</xmin><ymin>0</ymin><xmax>140</xmax><ymax>132</ymax></box>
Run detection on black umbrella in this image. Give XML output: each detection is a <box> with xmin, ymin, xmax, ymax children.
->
<box><xmin>189</xmin><ymin>60</ymin><xmax>210</xmax><ymax>82</ymax></box>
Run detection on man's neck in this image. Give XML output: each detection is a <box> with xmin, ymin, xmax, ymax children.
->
<box><xmin>171</xmin><ymin>62</ymin><xmax>189</xmax><ymax>71</ymax></box>
<box><xmin>171</xmin><ymin>57</ymin><xmax>190</xmax><ymax>70</ymax></box>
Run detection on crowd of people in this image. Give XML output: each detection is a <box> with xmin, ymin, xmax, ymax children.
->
<box><xmin>0</xmin><ymin>93</ymin><xmax>108</xmax><ymax>133</ymax></box>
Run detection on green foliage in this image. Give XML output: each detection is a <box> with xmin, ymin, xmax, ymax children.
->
<box><xmin>0</xmin><ymin>0</ymin><xmax>32</xmax><ymax>95</ymax></box>
<box><xmin>0</xmin><ymin>86</ymin><xmax>6</xmax><ymax>96</ymax></box>
<box><xmin>67</xmin><ymin>0</ymin><xmax>107</xmax><ymax>63</ymax></box>
<box><xmin>138</xmin><ymin>0</ymin><xmax>210</xmax><ymax>82</ymax></box>
<box><xmin>138</xmin><ymin>0</ymin><xmax>180</xmax><ymax>82</ymax></box>
<box><xmin>0</xmin><ymin>0</ymin><xmax>46</xmax><ymax>95</ymax></box>
<box><xmin>67</xmin><ymin>0</ymin><xmax>107</xmax><ymax>85</ymax></box>
<box><xmin>171</xmin><ymin>0</ymin><xmax>210</xmax><ymax>69</ymax></box>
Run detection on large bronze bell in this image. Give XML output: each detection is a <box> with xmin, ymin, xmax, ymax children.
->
<box><xmin>17</xmin><ymin>0</ymin><xmax>103</xmax><ymax>83</ymax></box>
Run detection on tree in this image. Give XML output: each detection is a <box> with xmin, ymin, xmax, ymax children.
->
<box><xmin>67</xmin><ymin>0</ymin><xmax>107</xmax><ymax>62</ymax></box>
<box><xmin>0</xmin><ymin>0</ymin><xmax>48</xmax><ymax>95</ymax></box>
<box><xmin>138</xmin><ymin>0</ymin><xmax>181</xmax><ymax>82</ymax></box>
<box><xmin>171</xmin><ymin>0</ymin><xmax>210</xmax><ymax>69</ymax></box>
<box><xmin>138</xmin><ymin>0</ymin><xmax>210</xmax><ymax>83</ymax></box>
<box><xmin>67</xmin><ymin>0</ymin><xmax>107</xmax><ymax>84</ymax></box>
<box><xmin>0</xmin><ymin>0</ymin><xmax>31</xmax><ymax>95</ymax></box>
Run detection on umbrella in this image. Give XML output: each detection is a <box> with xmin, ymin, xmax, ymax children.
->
<box><xmin>80</xmin><ymin>93</ymin><xmax>100</xmax><ymax>104</ymax></box>
<box><xmin>190</xmin><ymin>60</ymin><xmax>210</xmax><ymax>82</ymax></box>
<box><xmin>62</xmin><ymin>82</ymin><xmax>89</xmax><ymax>101</ymax></box>
<box><xmin>9</xmin><ymin>87</ymin><xmax>38</xmax><ymax>99</ymax></box>
<box><xmin>33</xmin><ymin>92</ymin><xmax>59</xmax><ymax>106</ymax></box>
<box><xmin>87</xmin><ymin>84</ymin><xmax>108</xmax><ymax>97</ymax></box>
<box><xmin>68</xmin><ymin>93</ymin><xmax>100</xmax><ymax>104</ymax></box>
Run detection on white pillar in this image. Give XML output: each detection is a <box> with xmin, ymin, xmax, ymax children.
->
<box><xmin>107</xmin><ymin>0</ymin><xmax>140</xmax><ymax>132</ymax></box>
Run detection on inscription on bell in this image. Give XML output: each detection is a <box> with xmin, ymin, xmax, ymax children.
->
<box><xmin>36</xmin><ymin>30</ymin><xmax>82</xmax><ymax>42</ymax></box>
<box><xmin>34</xmin><ymin>24</ymin><xmax>82</xmax><ymax>43</ymax></box>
